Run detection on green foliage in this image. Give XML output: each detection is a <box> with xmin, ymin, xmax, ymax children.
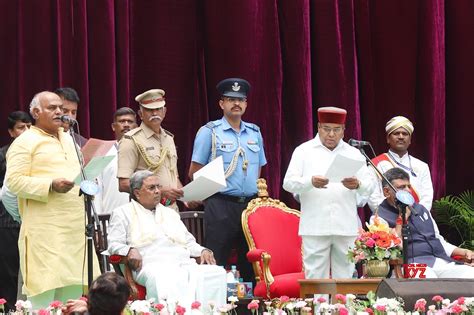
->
<box><xmin>433</xmin><ymin>190</ymin><xmax>474</xmax><ymax>250</ymax></box>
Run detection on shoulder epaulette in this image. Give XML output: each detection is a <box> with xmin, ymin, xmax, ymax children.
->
<box><xmin>205</xmin><ymin>120</ymin><xmax>221</xmax><ymax>129</ymax></box>
<box><xmin>123</xmin><ymin>127</ymin><xmax>141</xmax><ymax>139</ymax></box>
<box><xmin>163</xmin><ymin>128</ymin><xmax>174</xmax><ymax>138</ymax></box>
<box><xmin>245</xmin><ymin>122</ymin><xmax>260</xmax><ymax>132</ymax></box>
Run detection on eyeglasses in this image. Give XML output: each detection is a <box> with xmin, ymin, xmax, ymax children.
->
<box><xmin>320</xmin><ymin>126</ymin><xmax>344</xmax><ymax>134</ymax></box>
<box><xmin>145</xmin><ymin>184</ymin><xmax>162</xmax><ymax>192</ymax></box>
<box><xmin>222</xmin><ymin>97</ymin><xmax>247</xmax><ymax>103</ymax></box>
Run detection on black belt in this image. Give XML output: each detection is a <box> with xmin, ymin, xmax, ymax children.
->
<box><xmin>213</xmin><ymin>193</ymin><xmax>257</xmax><ymax>204</ymax></box>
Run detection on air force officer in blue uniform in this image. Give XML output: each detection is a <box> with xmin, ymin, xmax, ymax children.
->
<box><xmin>189</xmin><ymin>78</ymin><xmax>267</xmax><ymax>282</ymax></box>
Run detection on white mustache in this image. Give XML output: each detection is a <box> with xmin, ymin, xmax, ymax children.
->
<box><xmin>149</xmin><ymin>116</ymin><xmax>162</xmax><ymax>121</ymax></box>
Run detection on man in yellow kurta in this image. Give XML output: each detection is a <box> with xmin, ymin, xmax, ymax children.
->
<box><xmin>5</xmin><ymin>91</ymin><xmax>99</xmax><ymax>308</ymax></box>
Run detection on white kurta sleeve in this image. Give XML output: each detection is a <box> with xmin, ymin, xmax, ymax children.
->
<box><xmin>107</xmin><ymin>207</ymin><xmax>132</xmax><ymax>256</ymax></box>
<box><xmin>283</xmin><ymin>146</ymin><xmax>313</xmax><ymax>194</ymax></box>
<box><xmin>418</xmin><ymin>163</ymin><xmax>434</xmax><ymax>211</ymax></box>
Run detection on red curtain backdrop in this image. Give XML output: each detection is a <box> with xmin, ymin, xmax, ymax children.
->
<box><xmin>0</xmin><ymin>0</ymin><xmax>472</xmax><ymax>207</ymax></box>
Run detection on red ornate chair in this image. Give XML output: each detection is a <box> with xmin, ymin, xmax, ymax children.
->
<box><xmin>242</xmin><ymin>179</ymin><xmax>304</xmax><ymax>299</ymax></box>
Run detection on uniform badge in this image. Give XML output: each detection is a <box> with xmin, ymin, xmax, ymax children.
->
<box><xmin>247</xmin><ymin>140</ymin><xmax>258</xmax><ymax>145</ymax></box>
<box><xmin>232</xmin><ymin>82</ymin><xmax>241</xmax><ymax>91</ymax></box>
<box><xmin>146</xmin><ymin>146</ymin><xmax>154</xmax><ymax>151</ymax></box>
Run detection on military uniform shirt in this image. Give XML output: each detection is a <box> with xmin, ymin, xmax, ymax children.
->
<box><xmin>191</xmin><ymin>117</ymin><xmax>267</xmax><ymax>197</ymax></box>
<box><xmin>117</xmin><ymin>122</ymin><xmax>179</xmax><ymax>190</ymax></box>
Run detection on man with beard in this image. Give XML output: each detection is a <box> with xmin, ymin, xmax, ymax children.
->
<box><xmin>189</xmin><ymin>78</ymin><xmax>267</xmax><ymax>282</ymax></box>
<box><xmin>5</xmin><ymin>91</ymin><xmax>99</xmax><ymax>308</ymax></box>
<box><xmin>93</xmin><ymin>107</ymin><xmax>137</xmax><ymax>215</ymax></box>
<box><xmin>117</xmin><ymin>89</ymin><xmax>184</xmax><ymax>211</ymax></box>
<box><xmin>366</xmin><ymin>116</ymin><xmax>433</xmax><ymax>212</ymax></box>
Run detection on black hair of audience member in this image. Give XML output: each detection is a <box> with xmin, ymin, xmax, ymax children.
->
<box><xmin>54</xmin><ymin>87</ymin><xmax>80</xmax><ymax>103</ymax></box>
<box><xmin>113</xmin><ymin>107</ymin><xmax>136</xmax><ymax>121</ymax></box>
<box><xmin>87</xmin><ymin>272</ymin><xmax>130</xmax><ymax>315</ymax></box>
<box><xmin>7</xmin><ymin>111</ymin><xmax>33</xmax><ymax>130</ymax></box>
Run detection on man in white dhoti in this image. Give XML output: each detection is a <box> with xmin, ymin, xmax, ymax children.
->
<box><xmin>107</xmin><ymin>170</ymin><xmax>226</xmax><ymax>309</ymax></box>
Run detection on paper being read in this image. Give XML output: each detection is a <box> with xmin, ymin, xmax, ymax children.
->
<box><xmin>324</xmin><ymin>153</ymin><xmax>365</xmax><ymax>182</ymax></box>
<box><xmin>179</xmin><ymin>156</ymin><xmax>227</xmax><ymax>202</ymax></box>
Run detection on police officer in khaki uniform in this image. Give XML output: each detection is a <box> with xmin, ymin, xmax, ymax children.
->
<box><xmin>117</xmin><ymin>89</ymin><xmax>184</xmax><ymax>210</ymax></box>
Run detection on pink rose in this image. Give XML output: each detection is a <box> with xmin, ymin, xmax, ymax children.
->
<box><xmin>38</xmin><ymin>309</ymin><xmax>50</xmax><ymax>315</ymax></box>
<box><xmin>375</xmin><ymin>305</ymin><xmax>386</xmax><ymax>311</ymax></box>
<box><xmin>432</xmin><ymin>295</ymin><xmax>443</xmax><ymax>303</ymax></box>
<box><xmin>365</xmin><ymin>238</ymin><xmax>376</xmax><ymax>248</ymax></box>
<box><xmin>451</xmin><ymin>304</ymin><xmax>464</xmax><ymax>314</ymax></box>
<box><xmin>191</xmin><ymin>301</ymin><xmax>201</xmax><ymax>309</ymax></box>
<box><xmin>339</xmin><ymin>306</ymin><xmax>349</xmax><ymax>315</ymax></box>
<box><xmin>175</xmin><ymin>305</ymin><xmax>186</xmax><ymax>315</ymax></box>
<box><xmin>154</xmin><ymin>303</ymin><xmax>165</xmax><ymax>311</ymax></box>
<box><xmin>79</xmin><ymin>296</ymin><xmax>88</xmax><ymax>302</ymax></box>
<box><xmin>414</xmin><ymin>299</ymin><xmax>426</xmax><ymax>312</ymax></box>
<box><xmin>280</xmin><ymin>295</ymin><xmax>290</xmax><ymax>303</ymax></box>
<box><xmin>0</xmin><ymin>299</ymin><xmax>6</xmax><ymax>305</ymax></box>
<box><xmin>316</xmin><ymin>297</ymin><xmax>326</xmax><ymax>303</ymax></box>
<box><xmin>365</xmin><ymin>307</ymin><xmax>374</xmax><ymax>314</ymax></box>
<box><xmin>248</xmin><ymin>302</ymin><xmax>259</xmax><ymax>310</ymax></box>
<box><xmin>49</xmin><ymin>300</ymin><xmax>62</xmax><ymax>308</ymax></box>
<box><xmin>335</xmin><ymin>294</ymin><xmax>346</xmax><ymax>304</ymax></box>
<box><xmin>457</xmin><ymin>297</ymin><xmax>465</xmax><ymax>305</ymax></box>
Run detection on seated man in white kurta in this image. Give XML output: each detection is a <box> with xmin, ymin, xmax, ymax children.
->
<box><xmin>107</xmin><ymin>170</ymin><xmax>226</xmax><ymax>309</ymax></box>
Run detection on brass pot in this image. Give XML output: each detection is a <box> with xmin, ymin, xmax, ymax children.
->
<box><xmin>366</xmin><ymin>259</ymin><xmax>390</xmax><ymax>278</ymax></box>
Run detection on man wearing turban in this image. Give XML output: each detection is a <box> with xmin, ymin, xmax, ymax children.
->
<box><xmin>366</xmin><ymin>116</ymin><xmax>433</xmax><ymax>212</ymax></box>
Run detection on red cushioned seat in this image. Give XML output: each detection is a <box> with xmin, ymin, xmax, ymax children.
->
<box><xmin>242</xmin><ymin>179</ymin><xmax>305</xmax><ymax>299</ymax></box>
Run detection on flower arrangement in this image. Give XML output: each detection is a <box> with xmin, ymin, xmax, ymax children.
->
<box><xmin>347</xmin><ymin>216</ymin><xmax>402</xmax><ymax>263</ymax></box>
<box><xmin>0</xmin><ymin>294</ymin><xmax>473</xmax><ymax>314</ymax></box>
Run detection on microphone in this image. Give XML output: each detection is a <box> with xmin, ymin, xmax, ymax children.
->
<box><xmin>60</xmin><ymin>115</ymin><xmax>77</xmax><ymax>125</ymax></box>
<box><xmin>348</xmin><ymin>138</ymin><xmax>371</xmax><ymax>148</ymax></box>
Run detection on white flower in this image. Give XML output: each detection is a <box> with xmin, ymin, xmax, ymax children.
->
<box><xmin>346</xmin><ymin>294</ymin><xmax>356</xmax><ymax>301</ymax></box>
<box><xmin>129</xmin><ymin>300</ymin><xmax>151</xmax><ymax>313</ymax></box>
<box><xmin>228</xmin><ymin>296</ymin><xmax>239</xmax><ymax>303</ymax></box>
<box><xmin>318</xmin><ymin>302</ymin><xmax>330</xmax><ymax>311</ymax></box>
<box><xmin>442</xmin><ymin>298</ymin><xmax>450</xmax><ymax>306</ymax></box>
<box><xmin>294</xmin><ymin>300</ymin><xmax>307</xmax><ymax>308</ymax></box>
<box><xmin>356</xmin><ymin>312</ymin><xmax>369</xmax><ymax>315</ymax></box>
<box><xmin>285</xmin><ymin>302</ymin><xmax>295</xmax><ymax>310</ymax></box>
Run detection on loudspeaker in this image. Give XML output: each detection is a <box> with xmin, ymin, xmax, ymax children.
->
<box><xmin>376</xmin><ymin>278</ymin><xmax>474</xmax><ymax>310</ymax></box>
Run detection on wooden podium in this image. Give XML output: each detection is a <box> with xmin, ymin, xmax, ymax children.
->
<box><xmin>299</xmin><ymin>278</ymin><xmax>382</xmax><ymax>300</ymax></box>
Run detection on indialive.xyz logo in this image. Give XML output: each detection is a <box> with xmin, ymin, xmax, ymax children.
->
<box><xmin>403</xmin><ymin>263</ymin><xmax>427</xmax><ymax>278</ymax></box>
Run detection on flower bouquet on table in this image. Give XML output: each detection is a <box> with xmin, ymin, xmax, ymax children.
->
<box><xmin>347</xmin><ymin>216</ymin><xmax>402</xmax><ymax>273</ymax></box>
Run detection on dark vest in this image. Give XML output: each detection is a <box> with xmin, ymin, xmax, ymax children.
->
<box><xmin>377</xmin><ymin>199</ymin><xmax>455</xmax><ymax>267</ymax></box>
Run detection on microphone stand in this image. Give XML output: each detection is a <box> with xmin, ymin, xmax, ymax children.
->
<box><xmin>357</xmin><ymin>146</ymin><xmax>411</xmax><ymax>276</ymax></box>
<box><xmin>67</xmin><ymin>124</ymin><xmax>101</xmax><ymax>288</ymax></box>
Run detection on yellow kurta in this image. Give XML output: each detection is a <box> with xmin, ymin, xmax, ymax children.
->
<box><xmin>5</xmin><ymin>126</ymin><xmax>99</xmax><ymax>296</ymax></box>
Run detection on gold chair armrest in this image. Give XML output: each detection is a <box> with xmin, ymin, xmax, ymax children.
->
<box><xmin>261</xmin><ymin>252</ymin><xmax>274</xmax><ymax>299</ymax></box>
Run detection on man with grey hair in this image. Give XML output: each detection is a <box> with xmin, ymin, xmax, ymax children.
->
<box><xmin>107</xmin><ymin>170</ymin><xmax>226</xmax><ymax>310</ymax></box>
<box><xmin>5</xmin><ymin>91</ymin><xmax>99</xmax><ymax>308</ymax></box>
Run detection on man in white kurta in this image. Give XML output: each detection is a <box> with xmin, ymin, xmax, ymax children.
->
<box><xmin>283</xmin><ymin>107</ymin><xmax>375</xmax><ymax>279</ymax></box>
<box><xmin>5</xmin><ymin>91</ymin><xmax>99</xmax><ymax>308</ymax></box>
<box><xmin>93</xmin><ymin>107</ymin><xmax>137</xmax><ymax>215</ymax></box>
<box><xmin>107</xmin><ymin>170</ymin><xmax>226</xmax><ymax>309</ymax></box>
<box><xmin>365</xmin><ymin>116</ymin><xmax>433</xmax><ymax>212</ymax></box>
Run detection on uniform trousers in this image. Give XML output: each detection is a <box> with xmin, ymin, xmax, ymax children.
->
<box><xmin>0</xmin><ymin>227</ymin><xmax>19</xmax><ymax>311</ymax></box>
<box><xmin>302</xmin><ymin>235</ymin><xmax>356</xmax><ymax>279</ymax></box>
<box><xmin>204</xmin><ymin>194</ymin><xmax>255</xmax><ymax>282</ymax></box>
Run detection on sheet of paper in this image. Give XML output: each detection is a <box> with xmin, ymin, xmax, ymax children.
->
<box><xmin>179</xmin><ymin>156</ymin><xmax>227</xmax><ymax>202</ymax></box>
<box><xmin>74</xmin><ymin>155</ymin><xmax>115</xmax><ymax>185</ymax></box>
<box><xmin>81</xmin><ymin>138</ymin><xmax>116</xmax><ymax>165</ymax></box>
<box><xmin>324</xmin><ymin>153</ymin><xmax>366</xmax><ymax>182</ymax></box>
